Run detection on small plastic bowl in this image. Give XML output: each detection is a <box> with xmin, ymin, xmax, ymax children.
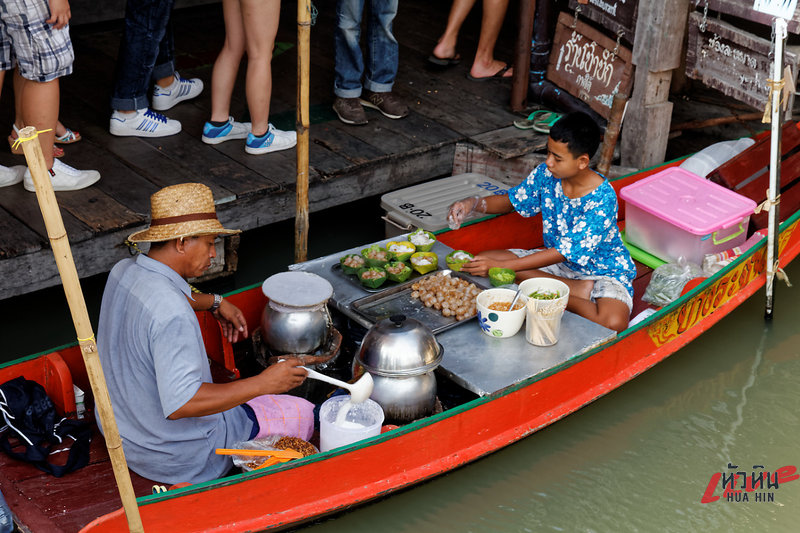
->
<box><xmin>475</xmin><ymin>288</ymin><xmax>528</xmax><ymax>338</ymax></box>
<box><xmin>518</xmin><ymin>277</ymin><xmax>570</xmax><ymax>308</ymax></box>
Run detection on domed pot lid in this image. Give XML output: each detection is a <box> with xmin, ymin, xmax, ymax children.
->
<box><xmin>261</xmin><ymin>271</ymin><xmax>333</xmax><ymax>308</ymax></box>
<box><xmin>357</xmin><ymin>314</ymin><xmax>443</xmax><ymax>376</ymax></box>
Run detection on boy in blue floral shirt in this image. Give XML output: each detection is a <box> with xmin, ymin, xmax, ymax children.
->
<box><xmin>448</xmin><ymin>112</ymin><xmax>635</xmax><ymax>332</ymax></box>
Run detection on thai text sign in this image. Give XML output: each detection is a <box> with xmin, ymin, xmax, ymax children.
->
<box><xmin>547</xmin><ymin>12</ymin><xmax>633</xmax><ymax>119</ymax></box>
<box><xmin>567</xmin><ymin>0</ymin><xmax>638</xmax><ymax>41</ymax></box>
<box><xmin>752</xmin><ymin>0</ymin><xmax>798</xmax><ymax>18</ymax></box>
<box><xmin>686</xmin><ymin>13</ymin><xmax>799</xmax><ymax>111</ymax></box>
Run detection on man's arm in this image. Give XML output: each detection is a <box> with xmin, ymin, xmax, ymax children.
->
<box><xmin>187</xmin><ymin>292</ymin><xmax>248</xmax><ymax>342</ymax></box>
<box><xmin>168</xmin><ymin>359</ymin><xmax>307</xmax><ymax>419</ymax></box>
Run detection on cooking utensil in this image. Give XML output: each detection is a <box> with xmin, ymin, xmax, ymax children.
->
<box><xmin>508</xmin><ymin>288</ymin><xmax>523</xmax><ymax>310</ymax></box>
<box><xmin>215</xmin><ymin>448</ymin><xmax>304</xmax><ymax>459</ymax></box>
<box><xmin>301</xmin><ymin>367</ymin><xmax>374</xmax><ymax>403</ymax></box>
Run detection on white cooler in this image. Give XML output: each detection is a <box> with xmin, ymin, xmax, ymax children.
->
<box><xmin>380</xmin><ymin>173</ymin><xmax>509</xmax><ymax>237</ymax></box>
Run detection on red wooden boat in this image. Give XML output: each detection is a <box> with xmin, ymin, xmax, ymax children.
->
<box><xmin>1</xmin><ymin>135</ymin><xmax>800</xmax><ymax>531</ymax></box>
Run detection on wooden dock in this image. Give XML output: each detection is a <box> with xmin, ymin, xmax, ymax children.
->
<box><xmin>0</xmin><ymin>0</ymin><xmax>528</xmax><ymax>299</ymax></box>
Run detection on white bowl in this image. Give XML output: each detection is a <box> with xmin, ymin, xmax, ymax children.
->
<box><xmin>518</xmin><ymin>277</ymin><xmax>570</xmax><ymax>308</ymax></box>
<box><xmin>475</xmin><ymin>288</ymin><xmax>528</xmax><ymax>338</ymax></box>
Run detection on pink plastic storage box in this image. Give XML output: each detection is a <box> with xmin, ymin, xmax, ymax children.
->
<box><xmin>620</xmin><ymin>167</ymin><xmax>757</xmax><ymax>265</ymax></box>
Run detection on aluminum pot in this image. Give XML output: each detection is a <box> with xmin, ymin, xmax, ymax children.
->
<box><xmin>356</xmin><ymin>314</ymin><xmax>442</xmax><ymax>423</ymax></box>
<box><xmin>261</xmin><ymin>272</ymin><xmax>333</xmax><ymax>354</ymax></box>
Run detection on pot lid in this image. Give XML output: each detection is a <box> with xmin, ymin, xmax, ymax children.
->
<box><xmin>261</xmin><ymin>271</ymin><xmax>333</xmax><ymax>308</ymax></box>
<box><xmin>357</xmin><ymin>314</ymin><xmax>442</xmax><ymax>376</ymax></box>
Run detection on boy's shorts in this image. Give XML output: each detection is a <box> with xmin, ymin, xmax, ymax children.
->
<box><xmin>0</xmin><ymin>0</ymin><xmax>74</xmax><ymax>82</ymax></box>
<box><xmin>509</xmin><ymin>248</ymin><xmax>633</xmax><ymax>312</ymax></box>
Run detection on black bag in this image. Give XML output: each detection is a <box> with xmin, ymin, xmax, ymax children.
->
<box><xmin>0</xmin><ymin>377</ymin><xmax>92</xmax><ymax>477</ymax></box>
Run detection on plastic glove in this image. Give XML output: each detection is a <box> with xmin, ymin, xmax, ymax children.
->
<box><xmin>447</xmin><ymin>196</ymin><xmax>487</xmax><ymax>230</ymax></box>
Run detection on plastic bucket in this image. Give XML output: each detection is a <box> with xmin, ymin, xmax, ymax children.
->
<box><xmin>518</xmin><ymin>278</ymin><xmax>569</xmax><ymax>346</ymax></box>
<box><xmin>319</xmin><ymin>395</ymin><xmax>384</xmax><ymax>452</ymax></box>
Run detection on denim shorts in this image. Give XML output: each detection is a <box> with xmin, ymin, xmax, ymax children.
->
<box><xmin>509</xmin><ymin>248</ymin><xmax>634</xmax><ymax>311</ymax></box>
<box><xmin>0</xmin><ymin>0</ymin><xmax>74</xmax><ymax>82</ymax></box>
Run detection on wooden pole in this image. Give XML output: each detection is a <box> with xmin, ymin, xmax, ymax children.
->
<box><xmin>18</xmin><ymin>127</ymin><xmax>144</xmax><ymax>533</ymax></box>
<box><xmin>510</xmin><ymin>0</ymin><xmax>535</xmax><ymax>112</ymax></box>
<box><xmin>295</xmin><ymin>0</ymin><xmax>311</xmax><ymax>263</ymax></box>
<box><xmin>596</xmin><ymin>93</ymin><xmax>627</xmax><ymax>176</ymax></box>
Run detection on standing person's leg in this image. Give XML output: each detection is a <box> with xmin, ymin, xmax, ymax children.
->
<box><xmin>360</xmin><ymin>0</ymin><xmax>407</xmax><ymax>120</ymax></box>
<box><xmin>9</xmin><ymin>70</ymin><xmax>63</xmax><ymax>157</ymax></box>
<box><xmin>0</xmin><ymin>69</ymin><xmax>24</xmax><ymax>187</ymax></box>
<box><xmin>241</xmin><ymin>0</ymin><xmax>296</xmax><ymax>154</ymax></box>
<box><xmin>468</xmin><ymin>0</ymin><xmax>512</xmax><ymax>80</ymax></box>
<box><xmin>109</xmin><ymin>0</ymin><xmax>182</xmax><ymax>137</ymax></box>
<box><xmin>150</xmin><ymin>14</ymin><xmax>203</xmax><ymax>111</ymax></box>
<box><xmin>202</xmin><ymin>0</ymin><xmax>251</xmax><ymax>144</ymax></box>
<box><xmin>332</xmin><ymin>0</ymin><xmax>368</xmax><ymax>125</ymax></box>
<box><xmin>430</xmin><ymin>0</ymin><xmax>477</xmax><ymax>63</ymax></box>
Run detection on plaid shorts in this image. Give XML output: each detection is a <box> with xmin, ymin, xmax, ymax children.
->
<box><xmin>509</xmin><ymin>248</ymin><xmax>634</xmax><ymax>311</ymax></box>
<box><xmin>0</xmin><ymin>0</ymin><xmax>74</xmax><ymax>81</ymax></box>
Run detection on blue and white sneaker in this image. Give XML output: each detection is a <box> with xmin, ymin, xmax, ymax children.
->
<box><xmin>109</xmin><ymin>108</ymin><xmax>182</xmax><ymax>137</ymax></box>
<box><xmin>202</xmin><ymin>117</ymin><xmax>252</xmax><ymax>145</ymax></box>
<box><xmin>151</xmin><ymin>72</ymin><xmax>204</xmax><ymax>111</ymax></box>
<box><xmin>244</xmin><ymin>124</ymin><xmax>297</xmax><ymax>155</ymax></box>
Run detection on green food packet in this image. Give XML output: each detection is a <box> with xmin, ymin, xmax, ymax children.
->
<box><xmin>340</xmin><ymin>254</ymin><xmax>366</xmax><ymax>275</ymax></box>
<box><xmin>488</xmin><ymin>267</ymin><xmax>516</xmax><ymax>287</ymax></box>
<box><xmin>445</xmin><ymin>250</ymin><xmax>474</xmax><ymax>272</ymax></box>
<box><xmin>409</xmin><ymin>252</ymin><xmax>438</xmax><ymax>274</ymax></box>
<box><xmin>357</xmin><ymin>267</ymin><xmax>388</xmax><ymax>289</ymax></box>
<box><xmin>385</xmin><ymin>261</ymin><xmax>412</xmax><ymax>282</ymax></box>
<box><xmin>361</xmin><ymin>244</ymin><xmax>393</xmax><ymax>268</ymax></box>
<box><xmin>408</xmin><ymin>229</ymin><xmax>437</xmax><ymax>252</ymax></box>
<box><xmin>386</xmin><ymin>241</ymin><xmax>416</xmax><ymax>262</ymax></box>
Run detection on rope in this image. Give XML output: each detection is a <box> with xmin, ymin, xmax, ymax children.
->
<box><xmin>775</xmin><ymin>262</ymin><xmax>792</xmax><ymax>287</ymax></box>
<box><xmin>11</xmin><ymin>128</ymin><xmax>53</xmax><ymax>150</ymax></box>
<box><xmin>77</xmin><ymin>335</ymin><xmax>95</xmax><ymax>343</ymax></box>
<box><xmin>762</xmin><ymin>77</ymin><xmax>785</xmax><ymax>123</ymax></box>
<box><xmin>754</xmin><ymin>188</ymin><xmax>781</xmax><ymax>214</ymax></box>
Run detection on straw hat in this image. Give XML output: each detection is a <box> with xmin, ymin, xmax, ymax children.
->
<box><xmin>128</xmin><ymin>183</ymin><xmax>240</xmax><ymax>243</ymax></box>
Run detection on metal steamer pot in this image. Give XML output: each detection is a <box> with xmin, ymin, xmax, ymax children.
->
<box><xmin>260</xmin><ymin>271</ymin><xmax>334</xmax><ymax>354</ymax></box>
<box><xmin>356</xmin><ymin>314</ymin><xmax>442</xmax><ymax>423</ymax></box>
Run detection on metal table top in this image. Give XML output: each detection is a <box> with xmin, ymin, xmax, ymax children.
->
<box><xmin>291</xmin><ymin>236</ymin><xmax>617</xmax><ymax>396</ymax></box>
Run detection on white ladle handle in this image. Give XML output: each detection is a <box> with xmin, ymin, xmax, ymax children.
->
<box><xmin>301</xmin><ymin>366</ymin><xmax>352</xmax><ymax>392</ymax></box>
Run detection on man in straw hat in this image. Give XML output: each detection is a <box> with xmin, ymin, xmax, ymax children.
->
<box><xmin>96</xmin><ymin>183</ymin><xmax>312</xmax><ymax>484</ymax></box>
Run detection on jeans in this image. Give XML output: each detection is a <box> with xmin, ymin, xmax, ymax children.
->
<box><xmin>111</xmin><ymin>0</ymin><xmax>176</xmax><ymax>111</ymax></box>
<box><xmin>333</xmin><ymin>0</ymin><xmax>399</xmax><ymax>98</ymax></box>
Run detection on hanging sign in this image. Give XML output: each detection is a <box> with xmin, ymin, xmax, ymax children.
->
<box><xmin>567</xmin><ymin>0</ymin><xmax>639</xmax><ymax>42</ymax></box>
<box><xmin>686</xmin><ymin>12</ymin><xmax>799</xmax><ymax>111</ymax></box>
<box><xmin>752</xmin><ymin>0</ymin><xmax>798</xmax><ymax>18</ymax></box>
<box><xmin>547</xmin><ymin>12</ymin><xmax>634</xmax><ymax>119</ymax></box>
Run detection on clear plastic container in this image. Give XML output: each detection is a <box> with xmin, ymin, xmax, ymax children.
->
<box><xmin>621</xmin><ymin>168</ymin><xmax>757</xmax><ymax>264</ymax></box>
<box><xmin>319</xmin><ymin>396</ymin><xmax>384</xmax><ymax>452</ymax></box>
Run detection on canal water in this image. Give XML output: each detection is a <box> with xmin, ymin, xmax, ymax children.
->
<box><xmin>1</xmin><ymin>197</ymin><xmax>798</xmax><ymax>533</ymax></box>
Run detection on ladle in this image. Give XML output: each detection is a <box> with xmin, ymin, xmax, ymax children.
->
<box><xmin>508</xmin><ymin>288</ymin><xmax>523</xmax><ymax>310</ymax></box>
<box><xmin>301</xmin><ymin>367</ymin><xmax>374</xmax><ymax>403</ymax></box>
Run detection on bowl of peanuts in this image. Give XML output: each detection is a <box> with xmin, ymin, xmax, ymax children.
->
<box><xmin>475</xmin><ymin>288</ymin><xmax>528</xmax><ymax>338</ymax></box>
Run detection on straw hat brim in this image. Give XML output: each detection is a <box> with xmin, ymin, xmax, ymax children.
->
<box><xmin>128</xmin><ymin>219</ymin><xmax>240</xmax><ymax>243</ymax></box>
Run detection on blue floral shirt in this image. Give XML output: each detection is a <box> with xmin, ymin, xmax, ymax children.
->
<box><xmin>508</xmin><ymin>163</ymin><xmax>636</xmax><ymax>297</ymax></box>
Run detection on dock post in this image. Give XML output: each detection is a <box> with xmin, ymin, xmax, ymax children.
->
<box><xmin>296</xmin><ymin>0</ymin><xmax>312</xmax><ymax>263</ymax></box>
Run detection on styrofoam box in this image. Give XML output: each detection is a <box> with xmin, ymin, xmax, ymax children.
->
<box><xmin>380</xmin><ymin>173</ymin><xmax>509</xmax><ymax>238</ymax></box>
<box><xmin>620</xmin><ymin>167</ymin><xmax>757</xmax><ymax>265</ymax></box>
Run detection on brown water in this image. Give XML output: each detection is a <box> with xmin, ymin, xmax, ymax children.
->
<box><xmin>1</xmin><ymin>199</ymin><xmax>798</xmax><ymax>533</ymax></box>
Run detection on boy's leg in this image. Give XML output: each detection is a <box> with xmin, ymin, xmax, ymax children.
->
<box><xmin>20</xmin><ymin>78</ymin><xmax>58</xmax><ymax>169</ymax></box>
<box><xmin>565</xmin><ymin>297</ymin><xmax>630</xmax><ymax>334</ymax></box>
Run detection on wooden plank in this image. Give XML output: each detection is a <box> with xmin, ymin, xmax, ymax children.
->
<box><xmin>567</xmin><ymin>0</ymin><xmax>639</xmax><ymax>43</ymax></box>
<box><xmin>54</xmin><ymin>188</ymin><xmax>143</xmax><ymax>233</ymax></box>
<box><xmin>547</xmin><ymin>12</ymin><xmax>634</xmax><ymax>119</ymax></box>
<box><xmin>631</xmin><ymin>0</ymin><xmax>690</xmax><ymax>70</ymax></box>
<box><xmin>0</xmin><ymin>208</ymin><xmax>45</xmax><ymax>257</ymax></box>
<box><xmin>469</xmin><ymin>126</ymin><xmax>548</xmax><ymax>159</ymax></box>
<box><xmin>0</xmin><ymin>181</ymin><xmax>92</xmax><ymax>243</ymax></box>
<box><xmin>704</xmin><ymin>0</ymin><xmax>800</xmax><ymax>34</ymax></box>
<box><xmin>686</xmin><ymin>13</ymin><xmax>799</xmax><ymax>113</ymax></box>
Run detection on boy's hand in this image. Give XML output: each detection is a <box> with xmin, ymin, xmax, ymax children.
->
<box><xmin>460</xmin><ymin>254</ymin><xmax>502</xmax><ymax>277</ymax></box>
<box><xmin>447</xmin><ymin>196</ymin><xmax>486</xmax><ymax>230</ymax></box>
<box><xmin>47</xmin><ymin>0</ymin><xmax>71</xmax><ymax>29</ymax></box>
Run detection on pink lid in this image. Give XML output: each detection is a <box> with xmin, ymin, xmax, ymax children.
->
<box><xmin>620</xmin><ymin>167</ymin><xmax>757</xmax><ymax>235</ymax></box>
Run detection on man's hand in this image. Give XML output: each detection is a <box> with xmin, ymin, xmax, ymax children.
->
<box><xmin>256</xmin><ymin>358</ymin><xmax>307</xmax><ymax>394</ymax></box>
<box><xmin>213</xmin><ymin>298</ymin><xmax>248</xmax><ymax>343</ymax></box>
<box><xmin>47</xmin><ymin>0</ymin><xmax>71</xmax><ymax>29</ymax></box>
<box><xmin>460</xmin><ymin>254</ymin><xmax>504</xmax><ymax>277</ymax></box>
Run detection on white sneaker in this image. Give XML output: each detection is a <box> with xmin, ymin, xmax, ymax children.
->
<box><xmin>151</xmin><ymin>72</ymin><xmax>204</xmax><ymax>111</ymax></box>
<box><xmin>244</xmin><ymin>124</ymin><xmax>297</xmax><ymax>155</ymax></box>
<box><xmin>24</xmin><ymin>159</ymin><xmax>101</xmax><ymax>192</ymax></box>
<box><xmin>109</xmin><ymin>108</ymin><xmax>182</xmax><ymax>137</ymax></box>
<box><xmin>201</xmin><ymin>117</ymin><xmax>251</xmax><ymax>144</ymax></box>
<box><xmin>0</xmin><ymin>164</ymin><xmax>25</xmax><ymax>187</ymax></box>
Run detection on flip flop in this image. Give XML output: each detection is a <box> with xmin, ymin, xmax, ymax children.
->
<box><xmin>513</xmin><ymin>110</ymin><xmax>563</xmax><ymax>131</ymax></box>
<box><xmin>427</xmin><ymin>53</ymin><xmax>461</xmax><ymax>67</ymax></box>
<box><xmin>55</xmin><ymin>128</ymin><xmax>81</xmax><ymax>144</ymax></box>
<box><xmin>466</xmin><ymin>64</ymin><xmax>512</xmax><ymax>82</ymax></box>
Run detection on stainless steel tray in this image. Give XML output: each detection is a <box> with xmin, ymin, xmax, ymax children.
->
<box><xmin>330</xmin><ymin>261</ymin><xmax>436</xmax><ymax>293</ymax></box>
<box><xmin>350</xmin><ymin>271</ymin><xmax>490</xmax><ymax>333</ymax></box>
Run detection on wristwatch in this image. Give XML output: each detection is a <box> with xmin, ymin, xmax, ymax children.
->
<box><xmin>209</xmin><ymin>293</ymin><xmax>223</xmax><ymax>313</ymax></box>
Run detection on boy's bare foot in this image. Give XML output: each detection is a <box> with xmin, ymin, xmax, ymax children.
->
<box><xmin>468</xmin><ymin>59</ymin><xmax>513</xmax><ymax>80</ymax></box>
<box><xmin>432</xmin><ymin>41</ymin><xmax>458</xmax><ymax>63</ymax></box>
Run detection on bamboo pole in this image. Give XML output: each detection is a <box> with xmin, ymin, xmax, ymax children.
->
<box><xmin>765</xmin><ymin>17</ymin><xmax>787</xmax><ymax>320</ymax></box>
<box><xmin>596</xmin><ymin>93</ymin><xmax>627</xmax><ymax>177</ymax></box>
<box><xmin>18</xmin><ymin>127</ymin><xmax>144</xmax><ymax>533</ymax></box>
<box><xmin>295</xmin><ymin>0</ymin><xmax>311</xmax><ymax>263</ymax></box>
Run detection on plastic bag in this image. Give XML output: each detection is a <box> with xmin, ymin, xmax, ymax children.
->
<box><xmin>229</xmin><ymin>436</ymin><xmax>318</xmax><ymax>471</ymax></box>
<box><xmin>678</xmin><ymin>137</ymin><xmax>755</xmax><ymax>178</ymax></box>
<box><xmin>642</xmin><ymin>257</ymin><xmax>705</xmax><ymax>307</ymax></box>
